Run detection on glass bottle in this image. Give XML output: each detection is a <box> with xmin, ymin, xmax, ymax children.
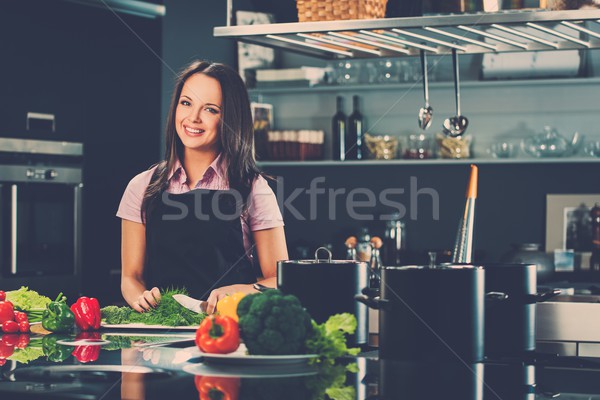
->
<box><xmin>332</xmin><ymin>96</ymin><xmax>347</xmax><ymax>161</ymax></box>
<box><xmin>356</xmin><ymin>227</ymin><xmax>372</xmax><ymax>262</ymax></box>
<box><xmin>369</xmin><ymin>237</ymin><xmax>383</xmax><ymax>289</ymax></box>
<box><xmin>347</xmin><ymin>95</ymin><xmax>364</xmax><ymax>160</ymax></box>
<box><xmin>382</xmin><ymin>216</ymin><xmax>406</xmax><ymax>266</ymax></box>
<box><xmin>590</xmin><ymin>204</ymin><xmax>600</xmax><ymax>272</ymax></box>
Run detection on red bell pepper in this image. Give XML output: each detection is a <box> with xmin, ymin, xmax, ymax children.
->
<box><xmin>195</xmin><ymin>315</ymin><xmax>240</xmax><ymax>354</ymax></box>
<box><xmin>194</xmin><ymin>375</ymin><xmax>240</xmax><ymax>400</ymax></box>
<box><xmin>70</xmin><ymin>297</ymin><xmax>101</xmax><ymax>331</ymax></box>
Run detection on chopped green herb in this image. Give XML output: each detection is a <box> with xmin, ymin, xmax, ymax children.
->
<box><xmin>101</xmin><ymin>288</ymin><xmax>205</xmax><ymax>326</ymax></box>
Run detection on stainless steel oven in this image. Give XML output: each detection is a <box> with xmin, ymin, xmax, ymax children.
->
<box><xmin>0</xmin><ymin>138</ymin><xmax>83</xmax><ymax>297</ymax></box>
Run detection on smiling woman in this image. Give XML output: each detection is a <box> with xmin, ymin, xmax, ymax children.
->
<box><xmin>117</xmin><ymin>61</ymin><xmax>288</xmax><ymax>315</ymax></box>
<box><xmin>175</xmin><ymin>73</ymin><xmax>223</xmax><ymax>162</ymax></box>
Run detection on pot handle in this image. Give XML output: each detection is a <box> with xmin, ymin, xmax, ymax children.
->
<box><xmin>314</xmin><ymin>247</ymin><xmax>332</xmax><ymax>263</ymax></box>
<box><xmin>362</xmin><ymin>287</ymin><xmax>380</xmax><ymax>297</ymax></box>
<box><xmin>535</xmin><ymin>385</ymin><xmax>561</xmax><ymax>398</ymax></box>
<box><xmin>486</xmin><ymin>291</ymin><xmax>509</xmax><ymax>303</ymax></box>
<box><xmin>355</xmin><ymin>294</ymin><xmax>390</xmax><ymax>310</ymax></box>
<box><xmin>531</xmin><ymin>288</ymin><xmax>561</xmax><ymax>303</ymax></box>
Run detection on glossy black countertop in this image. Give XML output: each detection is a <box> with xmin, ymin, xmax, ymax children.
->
<box><xmin>1</xmin><ymin>330</ymin><xmax>600</xmax><ymax>399</ymax></box>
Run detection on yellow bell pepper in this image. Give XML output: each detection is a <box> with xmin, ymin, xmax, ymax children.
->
<box><xmin>216</xmin><ymin>292</ymin><xmax>247</xmax><ymax>322</ymax></box>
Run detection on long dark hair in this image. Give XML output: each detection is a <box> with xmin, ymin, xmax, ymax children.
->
<box><xmin>141</xmin><ymin>60</ymin><xmax>261</xmax><ymax>222</ymax></box>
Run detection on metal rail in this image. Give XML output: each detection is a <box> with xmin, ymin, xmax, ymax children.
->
<box><xmin>214</xmin><ymin>9</ymin><xmax>600</xmax><ymax>59</ymax></box>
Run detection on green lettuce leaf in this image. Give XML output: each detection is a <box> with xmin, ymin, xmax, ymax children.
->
<box><xmin>306</xmin><ymin>313</ymin><xmax>360</xmax><ymax>365</ymax></box>
<box><xmin>6</xmin><ymin>287</ymin><xmax>51</xmax><ymax>311</ymax></box>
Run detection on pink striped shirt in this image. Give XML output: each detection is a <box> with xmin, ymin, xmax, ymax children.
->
<box><xmin>116</xmin><ymin>155</ymin><xmax>284</xmax><ymax>259</ymax></box>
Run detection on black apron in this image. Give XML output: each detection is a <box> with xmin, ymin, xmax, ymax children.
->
<box><xmin>144</xmin><ymin>189</ymin><xmax>256</xmax><ymax>299</ymax></box>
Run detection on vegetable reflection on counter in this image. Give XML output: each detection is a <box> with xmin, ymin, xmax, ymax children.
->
<box><xmin>195</xmin><ymin>375</ymin><xmax>240</xmax><ymax>400</ymax></box>
<box><xmin>71</xmin><ymin>331</ymin><xmax>101</xmax><ymax>363</ymax></box>
<box><xmin>101</xmin><ymin>288</ymin><xmax>206</xmax><ymax>326</ymax></box>
<box><xmin>193</xmin><ymin>363</ymin><xmax>357</xmax><ymax>400</ymax></box>
<box><xmin>42</xmin><ymin>334</ymin><xmax>72</xmax><ymax>363</ymax></box>
<box><xmin>0</xmin><ymin>334</ymin><xmax>44</xmax><ymax>365</ymax></box>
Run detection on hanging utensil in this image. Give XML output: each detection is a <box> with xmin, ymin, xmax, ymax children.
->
<box><xmin>443</xmin><ymin>49</ymin><xmax>469</xmax><ymax>137</ymax></box>
<box><xmin>418</xmin><ymin>50</ymin><xmax>433</xmax><ymax>130</ymax></box>
<box><xmin>452</xmin><ymin>164</ymin><xmax>478</xmax><ymax>263</ymax></box>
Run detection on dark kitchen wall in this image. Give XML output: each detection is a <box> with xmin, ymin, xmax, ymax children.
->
<box><xmin>1</xmin><ymin>0</ymin><xmax>161</xmax><ymax>303</ymax></box>
<box><xmin>161</xmin><ymin>1</ymin><xmax>599</xmax><ymax>267</ymax></box>
<box><xmin>263</xmin><ymin>162</ymin><xmax>600</xmax><ymax>264</ymax></box>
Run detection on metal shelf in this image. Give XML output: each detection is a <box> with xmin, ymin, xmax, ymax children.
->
<box><xmin>258</xmin><ymin>157</ymin><xmax>600</xmax><ymax>167</ymax></box>
<box><xmin>214</xmin><ymin>10</ymin><xmax>600</xmax><ymax>59</ymax></box>
<box><xmin>248</xmin><ymin>76</ymin><xmax>600</xmax><ymax>95</ymax></box>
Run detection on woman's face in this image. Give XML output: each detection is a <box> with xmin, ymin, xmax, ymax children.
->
<box><xmin>175</xmin><ymin>73</ymin><xmax>223</xmax><ymax>156</ymax></box>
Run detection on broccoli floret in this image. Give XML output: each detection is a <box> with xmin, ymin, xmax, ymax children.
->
<box><xmin>238</xmin><ymin>290</ymin><xmax>313</xmax><ymax>355</ymax></box>
<box><xmin>101</xmin><ymin>305</ymin><xmax>132</xmax><ymax>325</ymax></box>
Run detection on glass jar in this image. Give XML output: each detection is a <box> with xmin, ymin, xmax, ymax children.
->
<box><xmin>364</xmin><ymin>133</ymin><xmax>399</xmax><ymax>160</ymax></box>
<box><xmin>436</xmin><ymin>133</ymin><xmax>472</xmax><ymax>159</ymax></box>
<box><xmin>336</xmin><ymin>61</ymin><xmax>361</xmax><ymax>85</ymax></box>
<box><xmin>404</xmin><ymin>133</ymin><xmax>433</xmax><ymax>159</ymax></box>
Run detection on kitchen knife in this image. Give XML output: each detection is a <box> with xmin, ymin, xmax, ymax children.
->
<box><xmin>173</xmin><ymin>294</ymin><xmax>206</xmax><ymax>314</ymax></box>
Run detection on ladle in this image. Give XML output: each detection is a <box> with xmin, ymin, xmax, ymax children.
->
<box><xmin>443</xmin><ymin>49</ymin><xmax>469</xmax><ymax>137</ymax></box>
<box><xmin>418</xmin><ymin>50</ymin><xmax>433</xmax><ymax>130</ymax></box>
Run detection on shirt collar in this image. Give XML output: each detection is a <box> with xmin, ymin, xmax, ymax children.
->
<box><xmin>167</xmin><ymin>153</ymin><xmax>226</xmax><ymax>183</ymax></box>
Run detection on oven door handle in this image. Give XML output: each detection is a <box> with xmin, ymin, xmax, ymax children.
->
<box><xmin>73</xmin><ymin>184</ymin><xmax>83</xmax><ymax>276</ymax></box>
<box><xmin>10</xmin><ymin>185</ymin><xmax>17</xmax><ymax>275</ymax></box>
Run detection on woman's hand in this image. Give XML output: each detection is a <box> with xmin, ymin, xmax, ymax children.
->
<box><xmin>132</xmin><ymin>287</ymin><xmax>161</xmax><ymax>313</ymax></box>
<box><xmin>205</xmin><ymin>284</ymin><xmax>259</xmax><ymax>315</ymax></box>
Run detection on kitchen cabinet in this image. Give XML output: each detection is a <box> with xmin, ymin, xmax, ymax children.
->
<box><xmin>215</xmin><ymin>9</ymin><xmax>600</xmax><ymax>163</ymax></box>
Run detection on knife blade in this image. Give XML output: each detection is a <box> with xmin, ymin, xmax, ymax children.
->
<box><xmin>173</xmin><ymin>294</ymin><xmax>206</xmax><ymax>314</ymax></box>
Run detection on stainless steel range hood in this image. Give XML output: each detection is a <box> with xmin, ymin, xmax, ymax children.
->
<box><xmin>61</xmin><ymin>0</ymin><xmax>165</xmax><ymax>19</ymax></box>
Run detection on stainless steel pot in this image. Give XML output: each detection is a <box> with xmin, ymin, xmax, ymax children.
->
<box><xmin>357</xmin><ymin>264</ymin><xmax>487</xmax><ymax>362</ymax></box>
<box><xmin>484</xmin><ymin>263</ymin><xmax>560</xmax><ymax>357</ymax></box>
<box><xmin>277</xmin><ymin>247</ymin><xmax>369</xmax><ymax>346</ymax></box>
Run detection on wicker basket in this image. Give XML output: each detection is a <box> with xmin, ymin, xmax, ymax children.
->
<box><xmin>297</xmin><ymin>0</ymin><xmax>388</xmax><ymax>22</ymax></box>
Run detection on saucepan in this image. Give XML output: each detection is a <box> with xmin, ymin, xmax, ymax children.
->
<box><xmin>356</xmin><ymin>264</ymin><xmax>503</xmax><ymax>362</ymax></box>
<box><xmin>277</xmin><ymin>247</ymin><xmax>370</xmax><ymax>346</ymax></box>
<box><xmin>482</xmin><ymin>263</ymin><xmax>560</xmax><ymax>357</ymax></box>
